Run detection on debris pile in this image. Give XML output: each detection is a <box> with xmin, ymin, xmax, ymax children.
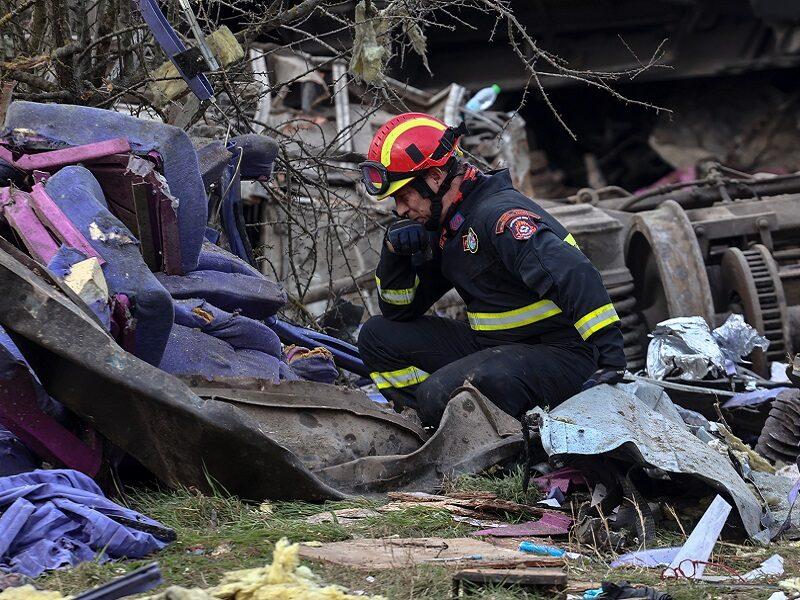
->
<box><xmin>1</xmin><ymin>4</ymin><xmax>800</xmax><ymax>598</ymax></box>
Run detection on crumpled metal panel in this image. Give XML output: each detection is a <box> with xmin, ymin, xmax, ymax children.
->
<box><xmin>531</xmin><ymin>382</ymin><xmax>769</xmax><ymax>540</ymax></box>
<box><xmin>186</xmin><ymin>378</ymin><xmax>427</xmax><ymax>471</ymax></box>
<box><xmin>0</xmin><ymin>244</ymin><xmax>344</xmax><ymax>501</ymax></box>
<box><xmin>316</xmin><ymin>384</ymin><xmax>523</xmax><ymax>495</ymax></box>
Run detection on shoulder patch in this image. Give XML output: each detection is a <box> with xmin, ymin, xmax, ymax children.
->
<box><xmin>495</xmin><ymin>209</ymin><xmax>541</xmax><ymax>239</ymax></box>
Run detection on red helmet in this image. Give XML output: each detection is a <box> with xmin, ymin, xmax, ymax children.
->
<box><xmin>359</xmin><ymin>112</ymin><xmax>465</xmax><ymax>200</ymax></box>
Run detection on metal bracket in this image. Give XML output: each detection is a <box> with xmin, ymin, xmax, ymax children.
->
<box><xmin>172</xmin><ymin>46</ymin><xmax>207</xmax><ymax>79</ymax></box>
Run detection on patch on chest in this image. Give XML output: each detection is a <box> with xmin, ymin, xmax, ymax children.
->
<box><xmin>495</xmin><ymin>209</ymin><xmax>541</xmax><ymax>240</ymax></box>
<box><xmin>462</xmin><ymin>227</ymin><xmax>479</xmax><ymax>253</ymax></box>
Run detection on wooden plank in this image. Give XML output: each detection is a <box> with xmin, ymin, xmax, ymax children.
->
<box><xmin>299</xmin><ymin>537</ymin><xmax>538</xmax><ymax>570</ymax></box>
<box><xmin>453</xmin><ymin>568</ymin><xmax>567</xmax><ymax>586</ymax></box>
<box><xmin>452</xmin><ymin>568</ymin><xmax>567</xmax><ymax>599</ymax></box>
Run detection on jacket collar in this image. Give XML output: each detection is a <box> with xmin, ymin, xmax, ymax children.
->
<box><xmin>451</xmin><ymin>169</ymin><xmax>513</xmax><ymax>222</ymax></box>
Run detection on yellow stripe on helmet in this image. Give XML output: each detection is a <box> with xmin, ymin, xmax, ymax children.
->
<box><xmin>381</xmin><ymin>118</ymin><xmax>447</xmax><ymax>168</ymax></box>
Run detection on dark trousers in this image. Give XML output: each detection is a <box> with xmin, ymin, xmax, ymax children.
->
<box><xmin>358</xmin><ymin>315</ymin><xmax>597</xmax><ymax>427</ymax></box>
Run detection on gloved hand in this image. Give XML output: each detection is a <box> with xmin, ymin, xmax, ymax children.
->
<box><xmin>582</xmin><ymin>368</ymin><xmax>625</xmax><ymax>390</ymax></box>
<box><xmin>385</xmin><ymin>219</ymin><xmax>430</xmax><ymax>255</ymax></box>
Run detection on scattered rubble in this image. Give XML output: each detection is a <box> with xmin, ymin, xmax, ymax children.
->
<box><xmin>2</xmin><ymin>5</ymin><xmax>800</xmax><ymax>597</ymax></box>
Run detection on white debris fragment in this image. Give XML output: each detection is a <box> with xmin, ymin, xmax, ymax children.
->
<box><xmin>63</xmin><ymin>258</ymin><xmax>109</xmax><ymax>305</ymax></box>
<box><xmin>125</xmin><ymin>155</ymin><xmax>155</xmax><ymax>177</ymax></box>
<box><xmin>772</xmin><ymin>362</ymin><xmax>791</xmax><ymax>383</ymax></box>
<box><xmin>89</xmin><ymin>221</ymin><xmax>137</xmax><ymax>245</ymax></box>
<box><xmin>741</xmin><ymin>553</ymin><xmax>784</xmax><ymax>580</ymax></box>
<box><xmin>663</xmin><ymin>495</ymin><xmax>732</xmax><ymax>579</ymax></box>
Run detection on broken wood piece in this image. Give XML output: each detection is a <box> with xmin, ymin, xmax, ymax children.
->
<box><xmin>565</xmin><ymin>581</ymin><xmax>603</xmax><ymax>594</ymax></box>
<box><xmin>305</xmin><ymin>507</ymin><xmax>380</xmax><ymax>525</ymax></box>
<box><xmin>445</xmin><ymin>491</ymin><xmax>498</xmax><ymax>500</ymax></box>
<box><xmin>297</xmin><ymin>537</ymin><xmax>557</xmax><ymax>571</ymax></box>
<box><xmin>387</xmin><ymin>491</ymin><xmax>450</xmax><ymax>502</ymax></box>
<box><xmin>0</xmin><ymin>188</ymin><xmax>59</xmax><ymax>264</ymax></box>
<box><xmin>383</xmin><ymin>490</ymin><xmax>550</xmax><ymax>520</ymax></box>
<box><xmin>451</xmin><ymin>568</ymin><xmax>567</xmax><ymax>598</ymax></box>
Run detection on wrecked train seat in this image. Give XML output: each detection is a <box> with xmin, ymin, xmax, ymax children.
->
<box><xmin>161</xmin><ymin>325</ymin><xmax>293</xmax><ymax>381</ymax></box>
<box><xmin>197</xmin><ymin>240</ymin><xmax>264</xmax><ymax>277</ymax></box>
<box><xmin>3</xmin><ymin>101</ymin><xmax>207</xmax><ymax>273</ymax></box>
<box><xmin>45</xmin><ymin>166</ymin><xmax>173</xmax><ymax>366</ymax></box>
<box><xmin>196</xmin><ymin>141</ymin><xmax>232</xmax><ymax>191</ymax></box>
<box><xmin>230</xmin><ymin>134</ymin><xmax>279</xmax><ymax>181</ymax></box>
<box><xmin>0</xmin><ymin>244</ymin><xmax>344</xmax><ymax>501</ymax></box>
<box><xmin>159</xmin><ymin>299</ymin><xmax>295</xmax><ymax>381</ymax></box>
<box><xmin>155</xmin><ymin>270</ymin><xmax>286</xmax><ymax>320</ymax></box>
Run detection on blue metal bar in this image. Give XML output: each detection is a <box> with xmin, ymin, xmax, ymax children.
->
<box><xmin>134</xmin><ymin>0</ymin><xmax>214</xmax><ymax>101</ymax></box>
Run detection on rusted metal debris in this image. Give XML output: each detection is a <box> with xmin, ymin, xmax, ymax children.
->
<box><xmin>756</xmin><ymin>389</ymin><xmax>800</xmax><ymax>465</ymax></box>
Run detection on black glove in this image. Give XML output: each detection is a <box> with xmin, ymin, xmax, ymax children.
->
<box><xmin>385</xmin><ymin>219</ymin><xmax>430</xmax><ymax>255</ymax></box>
<box><xmin>582</xmin><ymin>368</ymin><xmax>625</xmax><ymax>391</ymax></box>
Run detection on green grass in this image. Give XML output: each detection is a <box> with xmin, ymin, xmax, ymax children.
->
<box><xmin>33</xmin><ymin>477</ymin><xmax>800</xmax><ymax>600</ymax></box>
<box><xmin>444</xmin><ymin>465</ymin><xmax>542</xmax><ymax>505</ymax></box>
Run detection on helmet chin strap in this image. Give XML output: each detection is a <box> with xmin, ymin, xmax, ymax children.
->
<box><xmin>410</xmin><ymin>158</ymin><xmax>460</xmax><ymax>232</ymax></box>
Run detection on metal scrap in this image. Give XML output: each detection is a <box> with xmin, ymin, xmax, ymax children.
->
<box><xmin>756</xmin><ymin>389</ymin><xmax>800</xmax><ymax>465</ymax></box>
<box><xmin>531</xmin><ymin>381</ymin><xmax>774</xmax><ymax>540</ymax></box>
<box><xmin>646</xmin><ymin>316</ymin><xmax>728</xmax><ymax>380</ymax></box>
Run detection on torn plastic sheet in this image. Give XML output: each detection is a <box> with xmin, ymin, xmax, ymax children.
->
<box><xmin>531</xmin><ymin>382</ymin><xmax>772</xmax><ymax>540</ymax></box>
<box><xmin>611</xmin><ymin>547</ymin><xmax>680</xmax><ymax>568</ymax></box>
<box><xmin>646</xmin><ymin>316</ymin><xmax>727</xmax><ymax>380</ymax></box>
<box><xmin>723</xmin><ymin>387</ymin><xmax>792</xmax><ymax>408</ymax></box>
<box><xmin>613</xmin><ymin>548</ymin><xmax>784</xmax><ymax>582</ymax></box>
<box><xmin>663</xmin><ymin>495</ymin><xmax>731</xmax><ymax>579</ymax></box>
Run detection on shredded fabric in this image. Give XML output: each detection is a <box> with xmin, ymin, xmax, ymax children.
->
<box><xmin>0</xmin><ymin>585</ymin><xmax>64</xmax><ymax>600</ymax></box>
<box><xmin>0</xmin><ymin>470</ymin><xmax>173</xmax><ymax>577</ymax></box>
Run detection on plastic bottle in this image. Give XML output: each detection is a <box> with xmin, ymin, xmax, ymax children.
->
<box><xmin>464</xmin><ymin>84</ymin><xmax>501</xmax><ymax>112</ymax></box>
<box><xmin>518</xmin><ymin>541</ymin><xmax>565</xmax><ymax>557</ymax></box>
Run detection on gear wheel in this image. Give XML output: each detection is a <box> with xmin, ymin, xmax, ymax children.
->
<box><xmin>721</xmin><ymin>244</ymin><xmax>791</xmax><ymax>375</ymax></box>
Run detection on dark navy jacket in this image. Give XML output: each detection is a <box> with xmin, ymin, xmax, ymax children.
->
<box><xmin>375</xmin><ymin>169</ymin><xmax>626</xmax><ymax>369</ymax></box>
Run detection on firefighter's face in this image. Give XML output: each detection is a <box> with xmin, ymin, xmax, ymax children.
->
<box><xmin>393</xmin><ymin>169</ymin><xmax>444</xmax><ymax>224</ymax></box>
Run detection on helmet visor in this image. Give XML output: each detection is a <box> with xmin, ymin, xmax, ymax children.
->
<box><xmin>359</xmin><ymin>161</ymin><xmax>420</xmax><ymax>197</ymax></box>
<box><xmin>359</xmin><ymin>161</ymin><xmax>388</xmax><ymax>196</ymax></box>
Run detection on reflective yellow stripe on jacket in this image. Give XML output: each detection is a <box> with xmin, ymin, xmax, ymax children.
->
<box><xmin>370</xmin><ymin>366</ymin><xmax>429</xmax><ymax>390</ymax></box>
<box><xmin>564</xmin><ymin>233</ymin><xmax>578</xmax><ymax>248</ymax></box>
<box><xmin>375</xmin><ymin>275</ymin><xmax>420</xmax><ymax>306</ymax></box>
<box><xmin>467</xmin><ymin>300</ymin><xmax>562</xmax><ymax>331</ymax></box>
<box><xmin>574</xmin><ymin>303</ymin><xmax>619</xmax><ymax>340</ymax></box>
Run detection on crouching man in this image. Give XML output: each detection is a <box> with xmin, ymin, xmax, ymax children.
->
<box><xmin>357</xmin><ymin>112</ymin><xmax>626</xmax><ymax>427</ymax></box>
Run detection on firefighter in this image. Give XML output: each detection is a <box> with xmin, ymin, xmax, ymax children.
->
<box><xmin>357</xmin><ymin>112</ymin><xmax>626</xmax><ymax>427</ymax></box>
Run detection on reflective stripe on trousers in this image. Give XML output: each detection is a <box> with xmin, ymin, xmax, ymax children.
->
<box><xmin>370</xmin><ymin>365</ymin><xmax>430</xmax><ymax>389</ymax></box>
<box><xmin>574</xmin><ymin>303</ymin><xmax>619</xmax><ymax>340</ymax></box>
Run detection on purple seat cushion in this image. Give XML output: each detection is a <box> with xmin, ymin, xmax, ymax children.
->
<box><xmin>4</xmin><ymin>101</ymin><xmax>207</xmax><ymax>273</ymax></box>
<box><xmin>45</xmin><ymin>166</ymin><xmax>173</xmax><ymax>365</ymax></box>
